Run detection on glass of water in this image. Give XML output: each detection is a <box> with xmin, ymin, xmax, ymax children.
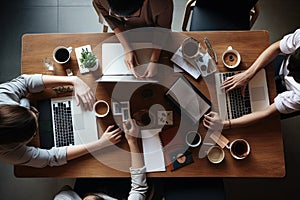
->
<box><xmin>42</xmin><ymin>57</ymin><xmax>54</xmax><ymax>71</ymax></box>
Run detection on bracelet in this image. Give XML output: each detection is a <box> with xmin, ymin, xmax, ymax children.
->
<box><xmin>228</xmin><ymin>119</ymin><xmax>232</xmax><ymax>129</ymax></box>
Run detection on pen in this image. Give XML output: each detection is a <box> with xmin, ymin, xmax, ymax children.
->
<box><xmin>204</xmin><ymin>37</ymin><xmax>218</xmax><ymax>64</ymax></box>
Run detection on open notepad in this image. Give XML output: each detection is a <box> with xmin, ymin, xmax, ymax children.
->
<box><xmin>141</xmin><ymin>129</ymin><xmax>166</xmax><ymax>172</ymax></box>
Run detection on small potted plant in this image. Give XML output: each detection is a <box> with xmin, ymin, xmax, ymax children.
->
<box><xmin>80</xmin><ymin>48</ymin><xmax>98</xmax><ymax>71</ymax></box>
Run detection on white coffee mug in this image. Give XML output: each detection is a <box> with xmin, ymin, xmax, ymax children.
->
<box><xmin>93</xmin><ymin>100</ymin><xmax>110</xmax><ymax>118</ymax></box>
<box><xmin>53</xmin><ymin>46</ymin><xmax>73</xmax><ymax>64</ymax></box>
<box><xmin>222</xmin><ymin>46</ymin><xmax>241</xmax><ymax>69</ymax></box>
<box><xmin>185</xmin><ymin>131</ymin><xmax>202</xmax><ymax>147</ymax></box>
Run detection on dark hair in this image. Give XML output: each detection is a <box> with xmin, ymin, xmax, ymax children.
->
<box><xmin>0</xmin><ymin>105</ymin><xmax>37</xmax><ymax>145</ymax></box>
<box><xmin>107</xmin><ymin>0</ymin><xmax>144</xmax><ymax>16</ymax></box>
<box><xmin>287</xmin><ymin>47</ymin><xmax>300</xmax><ymax>81</ymax></box>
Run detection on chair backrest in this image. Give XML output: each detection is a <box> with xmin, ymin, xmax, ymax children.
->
<box><xmin>188</xmin><ymin>0</ymin><xmax>259</xmax><ymax>31</ymax></box>
<box><xmin>195</xmin><ymin>0</ymin><xmax>258</xmax><ymax>11</ymax></box>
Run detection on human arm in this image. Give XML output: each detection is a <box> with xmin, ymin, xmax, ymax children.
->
<box><xmin>223</xmin><ymin>41</ymin><xmax>281</xmax><ymax>94</ymax></box>
<box><xmin>66</xmin><ymin>125</ymin><xmax>122</xmax><ymax>161</ymax></box>
<box><xmin>123</xmin><ymin>119</ymin><xmax>148</xmax><ymax>200</ymax></box>
<box><xmin>41</xmin><ymin>75</ymin><xmax>95</xmax><ymax>111</ymax></box>
<box><xmin>141</xmin><ymin>48</ymin><xmax>161</xmax><ymax>78</ymax></box>
<box><xmin>203</xmin><ymin>103</ymin><xmax>280</xmax><ymax>130</ymax></box>
<box><xmin>0</xmin><ymin>125</ymin><xmax>122</xmax><ymax>168</ymax></box>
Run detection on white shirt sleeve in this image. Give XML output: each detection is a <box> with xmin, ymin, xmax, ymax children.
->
<box><xmin>280</xmin><ymin>28</ymin><xmax>300</xmax><ymax>54</ymax></box>
<box><xmin>0</xmin><ymin>144</ymin><xmax>67</xmax><ymax>168</ymax></box>
<box><xmin>128</xmin><ymin>166</ymin><xmax>148</xmax><ymax>200</ymax></box>
<box><xmin>0</xmin><ymin>74</ymin><xmax>45</xmax><ymax>105</ymax></box>
<box><xmin>53</xmin><ymin>190</ymin><xmax>81</xmax><ymax>200</ymax></box>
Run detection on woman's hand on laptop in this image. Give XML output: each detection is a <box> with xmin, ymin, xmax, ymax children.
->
<box><xmin>222</xmin><ymin>71</ymin><xmax>252</xmax><ymax>96</ymax></box>
<box><xmin>98</xmin><ymin>125</ymin><xmax>122</xmax><ymax>149</ymax></box>
<box><xmin>72</xmin><ymin>77</ymin><xmax>95</xmax><ymax>111</ymax></box>
<box><xmin>124</xmin><ymin>51</ymin><xmax>142</xmax><ymax>78</ymax></box>
<box><xmin>141</xmin><ymin>62</ymin><xmax>158</xmax><ymax>78</ymax></box>
<box><xmin>203</xmin><ymin>112</ymin><xmax>224</xmax><ymax>131</ymax></box>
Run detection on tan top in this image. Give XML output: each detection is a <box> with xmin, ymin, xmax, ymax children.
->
<box><xmin>93</xmin><ymin>0</ymin><xmax>173</xmax><ymax>30</ymax></box>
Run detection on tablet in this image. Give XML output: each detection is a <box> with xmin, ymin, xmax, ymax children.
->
<box><xmin>165</xmin><ymin>76</ymin><xmax>211</xmax><ymax>124</ymax></box>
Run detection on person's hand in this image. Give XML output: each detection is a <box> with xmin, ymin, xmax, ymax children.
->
<box><xmin>203</xmin><ymin>112</ymin><xmax>224</xmax><ymax>131</ymax></box>
<box><xmin>98</xmin><ymin>125</ymin><xmax>122</xmax><ymax>149</ymax></box>
<box><xmin>141</xmin><ymin>61</ymin><xmax>158</xmax><ymax>78</ymax></box>
<box><xmin>222</xmin><ymin>71</ymin><xmax>251</xmax><ymax>96</ymax></box>
<box><xmin>124</xmin><ymin>51</ymin><xmax>141</xmax><ymax>78</ymax></box>
<box><xmin>72</xmin><ymin>77</ymin><xmax>95</xmax><ymax>111</ymax></box>
<box><xmin>123</xmin><ymin>119</ymin><xmax>140</xmax><ymax>144</ymax></box>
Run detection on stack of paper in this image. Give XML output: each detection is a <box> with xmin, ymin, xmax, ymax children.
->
<box><xmin>141</xmin><ymin>128</ymin><xmax>166</xmax><ymax>172</ymax></box>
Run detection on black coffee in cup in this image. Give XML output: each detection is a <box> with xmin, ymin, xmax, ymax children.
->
<box><xmin>55</xmin><ymin>48</ymin><xmax>70</xmax><ymax>63</ymax></box>
<box><xmin>231</xmin><ymin>139</ymin><xmax>249</xmax><ymax>158</ymax></box>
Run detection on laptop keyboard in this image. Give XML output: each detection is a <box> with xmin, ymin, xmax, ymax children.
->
<box><xmin>219</xmin><ymin>72</ymin><xmax>252</xmax><ymax>119</ymax></box>
<box><xmin>52</xmin><ymin>100</ymin><xmax>75</xmax><ymax>147</ymax></box>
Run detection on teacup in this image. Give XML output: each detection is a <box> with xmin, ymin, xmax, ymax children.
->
<box><xmin>93</xmin><ymin>100</ymin><xmax>110</xmax><ymax>118</ymax></box>
<box><xmin>53</xmin><ymin>46</ymin><xmax>73</xmax><ymax>64</ymax></box>
<box><xmin>185</xmin><ymin>131</ymin><xmax>201</xmax><ymax>147</ymax></box>
<box><xmin>207</xmin><ymin>145</ymin><xmax>225</xmax><ymax>164</ymax></box>
<box><xmin>229</xmin><ymin>139</ymin><xmax>250</xmax><ymax>159</ymax></box>
<box><xmin>222</xmin><ymin>46</ymin><xmax>241</xmax><ymax>69</ymax></box>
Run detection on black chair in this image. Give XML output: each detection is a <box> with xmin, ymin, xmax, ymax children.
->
<box><xmin>182</xmin><ymin>0</ymin><xmax>259</xmax><ymax>31</ymax></box>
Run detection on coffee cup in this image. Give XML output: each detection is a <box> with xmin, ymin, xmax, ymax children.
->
<box><xmin>133</xmin><ymin>109</ymin><xmax>155</xmax><ymax>127</ymax></box>
<box><xmin>93</xmin><ymin>100</ymin><xmax>110</xmax><ymax>118</ymax></box>
<box><xmin>207</xmin><ymin>145</ymin><xmax>225</xmax><ymax>164</ymax></box>
<box><xmin>185</xmin><ymin>131</ymin><xmax>201</xmax><ymax>147</ymax></box>
<box><xmin>222</xmin><ymin>46</ymin><xmax>241</xmax><ymax>69</ymax></box>
<box><xmin>182</xmin><ymin>37</ymin><xmax>202</xmax><ymax>59</ymax></box>
<box><xmin>229</xmin><ymin>139</ymin><xmax>250</xmax><ymax>159</ymax></box>
<box><xmin>53</xmin><ymin>46</ymin><xmax>73</xmax><ymax>64</ymax></box>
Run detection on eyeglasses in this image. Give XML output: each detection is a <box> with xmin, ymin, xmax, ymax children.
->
<box><xmin>109</xmin><ymin>8</ymin><xmax>141</xmax><ymax>19</ymax></box>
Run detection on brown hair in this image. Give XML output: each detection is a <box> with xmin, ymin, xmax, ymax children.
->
<box><xmin>0</xmin><ymin>105</ymin><xmax>37</xmax><ymax>145</ymax></box>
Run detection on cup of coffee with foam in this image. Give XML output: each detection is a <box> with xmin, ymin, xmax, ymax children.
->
<box><xmin>222</xmin><ymin>46</ymin><xmax>241</xmax><ymax>69</ymax></box>
<box><xmin>53</xmin><ymin>46</ymin><xmax>73</xmax><ymax>64</ymax></box>
<box><xmin>207</xmin><ymin>145</ymin><xmax>225</xmax><ymax>164</ymax></box>
<box><xmin>93</xmin><ymin>100</ymin><xmax>110</xmax><ymax>118</ymax></box>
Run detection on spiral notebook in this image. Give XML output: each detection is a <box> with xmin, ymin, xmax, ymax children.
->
<box><xmin>141</xmin><ymin>128</ymin><xmax>166</xmax><ymax>172</ymax></box>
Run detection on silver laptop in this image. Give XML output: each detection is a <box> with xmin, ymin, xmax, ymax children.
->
<box><xmin>215</xmin><ymin>69</ymin><xmax>270</xmax><ymax>120</ymax></box>
<box><xmin>96</xmin><ymin>43</ymin><xmax>157</xmax><ymax>83</ymax></box>
<box><xmin>51</xmin><ymin>96</ymin><xmax>98</xmax><ymax>147</ymax></box>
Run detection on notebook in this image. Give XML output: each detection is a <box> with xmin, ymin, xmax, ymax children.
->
<box><xmin>96</xmin><ymin>43</ymin><xmax>157</xmax><ymax>83</ymax></box>
<box><xmin>215</xmin><ymin>69</ymin><xmax>270</xmax><ymax>120</ymax></box>
<box><xmin>141</xmin><ymin>128</ymin><xmax>166</xmax><ymax>172</ymax></box>
<box><xmin>37</xmin><ymin>96</ymin><xmax>98</xmax><ymax>148</ymax></box>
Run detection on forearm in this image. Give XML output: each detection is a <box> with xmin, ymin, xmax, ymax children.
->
<box><xmin>128</xmin><ymin>140</ymin><xmax>144</xmax><ymax>169</ymax></box>
<box><xmin>226</xmin><ymin>103</ymin><xmax>279</xmax><ymax>129</ymax></box>
<box><xmin>246</xmin><ymin>41</ymin><xmax>281</xmax><ymax>78</ymax></box>
<box><xmin>150</xmin><ymin>48</ymin><xmax>161</xmax><ymax>63</ymax></box>
<box><xmin>66</xmin><ymin>140</ymin><xmax>102</xmax><ymax>161</ymax></box>
<box><xmin>42</xmin><ymin>75</ymin><xmax>77</xmax><ymax>88</ymax></box>
<box><xmin>114</xmin><ymin>27</ymin><xmax>133</xmax><ymax>52</ymax></box>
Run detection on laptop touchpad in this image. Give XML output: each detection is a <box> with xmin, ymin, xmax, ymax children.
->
<box><xmin>251</xmin><ymin>87</ymin><xmax>266</xmax><ymax>101</ymax></box>
<box><xmin>74</xmin><ymin>114</ymin><xmax>85</xmax><ymax>130</ymax></box>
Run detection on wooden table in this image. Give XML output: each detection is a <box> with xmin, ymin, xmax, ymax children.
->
<box><xmin>15</xmin><ymin>30</ymin><xmax>285</xmax><ymax>178</ymax></box>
